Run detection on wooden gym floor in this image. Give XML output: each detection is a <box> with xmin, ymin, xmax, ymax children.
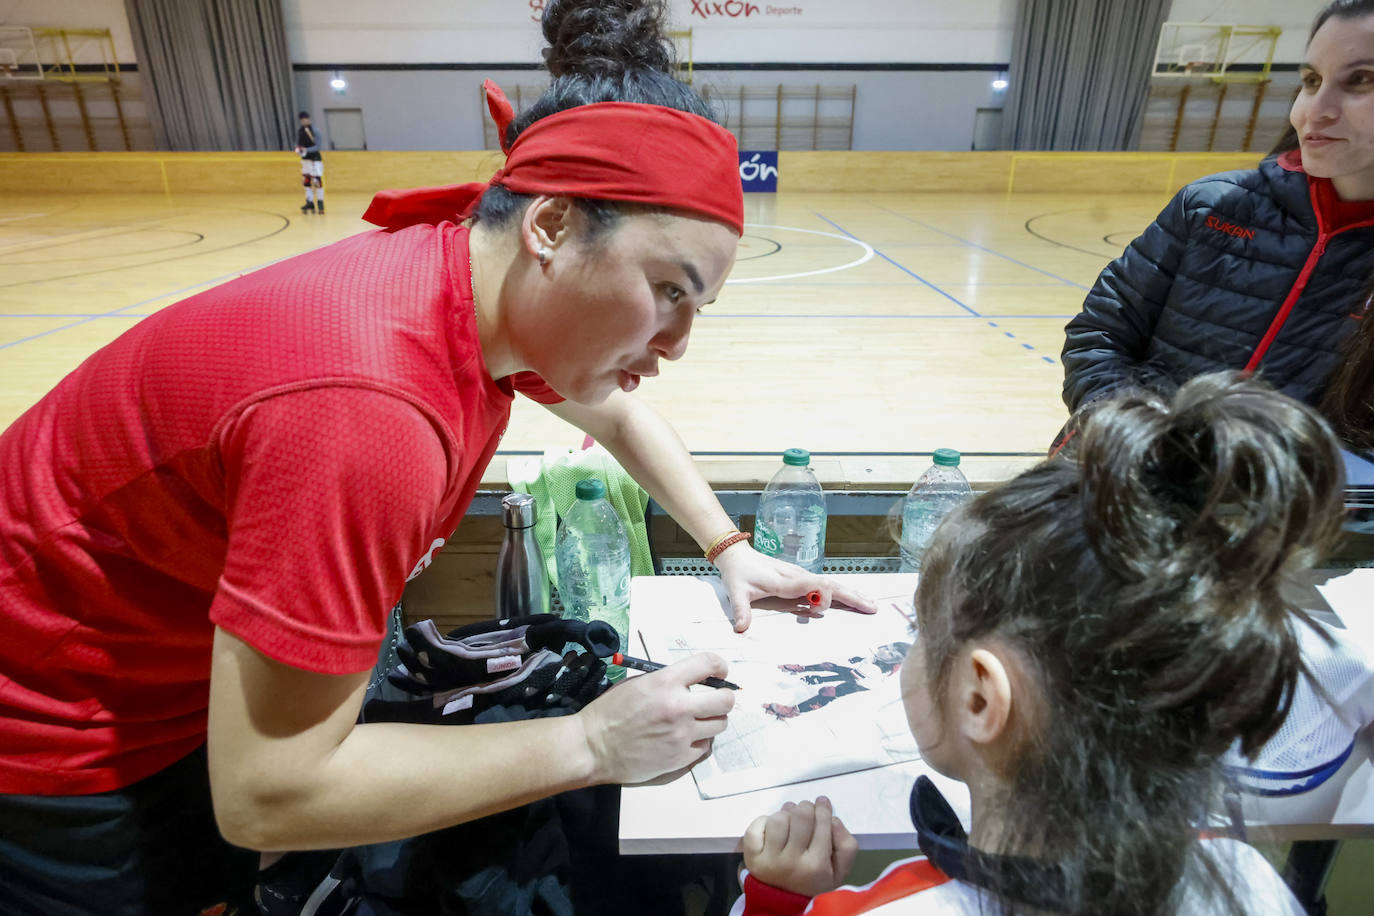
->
<box><xmin>0</xmin><ymin>186</ymin><xmax>1173</xmax><ymax>484</ymax></box>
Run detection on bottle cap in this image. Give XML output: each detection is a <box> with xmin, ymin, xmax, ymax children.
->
<box><xmin>575</xmin><ymin>478</ymin><xmax>607</xmax><ymax>500</ymax></box>
<box><xmin>501</xmin><ymin>492</ymin><xmax>537</xmax><ymax>527</ymax></box>
<box><xmin>932</xmin><ymin>448</ymin><xmax>961</xmax><ymax>468</ymax></box>
<box><xmin>782</xmin><ymin>448</ymin><xmax>811</xmax><ymax>467</ymax></box>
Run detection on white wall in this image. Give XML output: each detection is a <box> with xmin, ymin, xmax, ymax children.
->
<box><xmin>288</xmin><ymin>0</ymin><xmax>1020</xmax><ymax>150</ymax></box>
<box><xmin>0</xmin><ymin>0</ymin><xmax>1329</xmax><ymax>152</ymax></box>
<box><xmin>283</xmin><ymin>0</ymin><xmax>1017</xmax><ymax>65</ymax></box>
<box><xmin>297</xmin><ymin>65</ymin><xmax>1009</xmax><ymax>152</ymax></box>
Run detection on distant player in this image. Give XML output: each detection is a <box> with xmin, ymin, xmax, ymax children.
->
<box><xmin>295</xmin><ymin>110</ymin><xmax>324</xmax><ymax>214</ymax></box>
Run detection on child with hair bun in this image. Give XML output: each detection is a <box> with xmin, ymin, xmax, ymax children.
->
<box><xmin>735</xmin><ymin>371</ymin><xmax>1347</xmax><ymax>916</ymax></box>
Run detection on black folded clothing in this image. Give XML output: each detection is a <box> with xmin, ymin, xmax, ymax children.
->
<box><xmin>389</xmin><ymin>614</ymin><xmax>619</xmax><ymax>695</ymax></box>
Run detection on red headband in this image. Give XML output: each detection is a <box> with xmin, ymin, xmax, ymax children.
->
<box><xmin>363</xmin><ymin>80</ymin><xmax>743</xmax><ymax>235</ymax></box>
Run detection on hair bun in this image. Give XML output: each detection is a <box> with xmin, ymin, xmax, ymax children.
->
<box><xmin>1076</xmin><ymin>371</ymin><xmax>1344</xmax><ymax>593</ymax></box>
<box><xmin>541</xmin><ymin>0</ymin><xmax>675</xmax><ymax>78</ymax></box>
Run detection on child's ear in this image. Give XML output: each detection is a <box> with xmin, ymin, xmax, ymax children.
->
<box><xmin>953</xmin><ymin>647</ymin><xmax>1013</xmax><ymax>747</ymax></box>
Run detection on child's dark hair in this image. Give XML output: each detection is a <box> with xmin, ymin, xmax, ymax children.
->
<box><xmin>914</xmin><ymin>372</ymin><xmax>1345</xmax><ymax>916</ymax></box>
<box><xmin>474</xmin><ymin>0</ymin><xmax>717</xmax><ymax>239</ymax></box>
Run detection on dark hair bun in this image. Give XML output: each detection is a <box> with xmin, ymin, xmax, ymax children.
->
<box><xmin>1076</xmin><ymin>371</ymin><xmax>1344</xmax><ymax>593</ymax></box>
<box><xmin>542</xmin><ymin>0</ymin><xmax>675</xmax><ymax>78</ymax></box>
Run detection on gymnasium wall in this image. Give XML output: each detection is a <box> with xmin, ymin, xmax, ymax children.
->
<box><xmin>284</xmin><ymin>0</ymin><xmax>1324</xmax><ymax>152</ymax></box>
<box><xmin>0</xmin><ymin>0</ymin><xmax>1330</xmax><ymax>153</ymax></box>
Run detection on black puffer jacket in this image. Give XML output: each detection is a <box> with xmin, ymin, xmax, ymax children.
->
<box><xmin>1062</xmin><ymin>152</ymin><xmax>1374</xmax><ymax>412</ymax></box>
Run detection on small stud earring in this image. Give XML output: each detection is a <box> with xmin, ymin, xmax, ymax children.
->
<box><xmin>537</xmin><ymin>247</ymin><xmax>550</xmax><ymax>267</ymax></box>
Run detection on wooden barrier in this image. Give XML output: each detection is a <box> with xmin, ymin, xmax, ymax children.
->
<box><xmin>777</xmin><ymin>150</ymin><xmax>1260</xmax><ymax>195</ymax></box>
<box><xmin>0</xmin><ymin>150</ymin><xmax>507</xmax><ymax>195</ymax></box>
<box><xmin>2</xmin><ymin>149</ymin><xmax>1264</xmax><ymax>197</ymax></box>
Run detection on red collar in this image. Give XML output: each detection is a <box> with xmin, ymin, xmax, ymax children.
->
<box><xmin>1277</xmin><ymin>149</ymin><xmax>1374</xmax><ymax>232</ymax></box>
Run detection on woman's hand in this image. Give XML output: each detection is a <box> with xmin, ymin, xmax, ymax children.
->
<box><xmin>576</xmin><ymin>652</ymin><xmax>736</xmax><ymax>785</ymax></box>
<box><xmin>713</xmin><ymin>543</ymin><xmax>877</xmax><ymax>632</ymax></box>
<box><xmin>742</xmin><ymin>797</ymin><xmax>859</xmax><ymax>898</ymax></box>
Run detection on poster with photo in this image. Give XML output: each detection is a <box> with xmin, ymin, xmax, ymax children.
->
<box><xmin>634</xmin><ymin>574</ymin><xmax>921</xmax><ymax>798</ymax></box>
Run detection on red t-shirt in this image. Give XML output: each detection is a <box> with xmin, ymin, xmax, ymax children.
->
<box><xmin>0</xmin><ymin>223</ymin><xmax>561</xmax><ymax>794</ymax></box>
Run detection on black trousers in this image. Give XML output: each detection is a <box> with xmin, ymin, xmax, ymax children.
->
<box><xmin>0</xmin><ymin>745</ymin><xmax>258</xmax><ymax>916</ymax></box>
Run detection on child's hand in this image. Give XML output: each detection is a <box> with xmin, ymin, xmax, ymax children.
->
<box><xmin>742</xmin><ymin>796</ymin><xmax>858</xmax><ymax>898</ymax></box>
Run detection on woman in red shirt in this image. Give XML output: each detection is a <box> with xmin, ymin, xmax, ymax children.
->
<box><xmin>0</xmin><ymin>1</ymin><xmax>874</xmax><ymax>912</ymax></box>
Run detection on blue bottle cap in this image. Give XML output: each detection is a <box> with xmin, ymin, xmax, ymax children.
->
<box><xmin>782</xmin><ymin>448</ymin><xmax>811</xmax><ymax>467</ymax></box>
<box><xmin>575</xmin><ymin>478</ymin><xmax>607</xmax><ymax>500</ymax></box>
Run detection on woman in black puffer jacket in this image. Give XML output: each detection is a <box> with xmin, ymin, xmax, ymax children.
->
<box><xmin>1062</xmin><ymin>0</ymin><xmax>1374</xmax><ymax>413</ymax></box>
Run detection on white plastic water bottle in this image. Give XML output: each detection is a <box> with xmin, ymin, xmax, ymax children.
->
<box><xmin>754</xmin><ymin>448</ymin><xmax>826</xmax><ymax>574</ymax></box>
<box><xmin>900</xmin><ymin>448</ymin><xmax>973</xmax><ymax>573</ymax></box>
<box><xmin>555</xmin><ymin>478</ymin><xmax>631</xmax><ymax>679</ymax></box>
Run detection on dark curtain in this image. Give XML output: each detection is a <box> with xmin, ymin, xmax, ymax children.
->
<box><xmin>123</xmin><ymin>0</ymin><xmax>294</xmax><ymax>150</ymax></box>
<box><xmin>1000</xmin><ymin>0</ymin><xmax>1171</xmax><ymax>150</ymax></box>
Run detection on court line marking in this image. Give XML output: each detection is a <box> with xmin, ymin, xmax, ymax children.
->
<box><xmin>812</xmin><ymin>213</ymin><xmax>979</xmax><ymax>316</ymax></box>
<box><xmin>18</xmin><ymin>312</ymin><xmax>1077</xmax><ymax>321</ymax></box>
<box><xmin>1023</xmin><ymin>208</ymin><xmax>1134</xmax><ymax>260</ymax></box>
<box><xmin>874</xmin><ymin>204</ymin><xmax>1090</xmax><ymax>290</ymax></box>
<box><xmin>0</xmin><ymin>209</ymin><xmax>292</xmax><ymax>290</ymax></box>
<box><xmin>815</xmin><ymin>212</ymin><xmax>1059</xmax><ymax>366</ymax></box>
<box><xmin>725</xmin><ymin>224</ymin><xmax>874</xmax><ymax>284</ymax></box>
<box><xmin>700</xmin><ymin>314</ymin><xmax>1076</xmax><ymax>320</ymax></box>
<box><xmin>721</xmin><ymin>281</ymin><xmax>1069</xmax><ymax>288</ymax></box>
<box><xmin>494</xmin><ymin>449</ymin><xmax>1049</xmax><ymax>458</ymax></box>
<box><xmin>0</xmin><ymin>254</ymin><xmax>295</xmax><ymax>352</ymax></box>
<box><xmin>0</xmin><ymin>209</ymin><xmax>202</xmax><ymax>255</ymax></box>
<box><xmin>0</xmin><ymin>229</ymin><xmax>207</xmax><ymax>265</ymax></box>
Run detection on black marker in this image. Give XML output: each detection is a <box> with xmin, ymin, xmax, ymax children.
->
<box><xmin>611</xmin><ymin>652</ymin><xmax>740</xmax><ymax>690</ymax></box>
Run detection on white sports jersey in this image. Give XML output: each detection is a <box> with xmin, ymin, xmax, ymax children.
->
<box><xmin>731</xmin><ymin>839</ymin><xmax>1303</xmax><ymax>915</ymax></box>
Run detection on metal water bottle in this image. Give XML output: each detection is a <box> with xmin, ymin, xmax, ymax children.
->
<box><xmin>495</xmin><ymin>493</ymin><xmax>550</xmax><ymax>618</ymax></box>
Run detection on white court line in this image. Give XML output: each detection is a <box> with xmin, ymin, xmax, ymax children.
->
<box><xmin>726</xmin><ymin>224</ymin><xmax>875</xmax><ymax>284</ymax></box>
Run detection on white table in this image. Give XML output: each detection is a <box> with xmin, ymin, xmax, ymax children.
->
<box><xmin>619</xmin><ymin>568</ymin><xmax>1374</xmax><ymax>854</ymax></box>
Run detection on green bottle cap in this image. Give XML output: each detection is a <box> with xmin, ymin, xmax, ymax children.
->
<box><xmin>782</xmin><ymin>448</ymin><xmax>811</xmax><ymax>467</ymax></box>
<box><xmin>575</xmin><ymin>478</ymin><xmax>607</xmax><ymax>500</ymax></box>
<box><xmin>932</xmin><ymin>448</ymin><xmax>961</xmax><ymax>467</ymax></box>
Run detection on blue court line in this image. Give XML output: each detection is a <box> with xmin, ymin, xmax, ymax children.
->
<box><xmin>874</xmin><ymin>204</ymin><xmax>1090</xmax><ymax>290</ymax></box>
<box><xmin>702</xmin><ymin>313</ymin><xmax>1075</xmax><ymax>320</ymax></box>
<box><xmin>813</xmin><ymin>211</ymin><xmax>1059</xmax><ymax>367</ymax></box>
<box><xmin>987</xmin><ymin>320</ymin><xmax>1058</xmax><ymax>365</ymax></box>
<box><xmin>812</xmin><ymin>212</ymin><xmax>980</xmax><ymax>317</ymax></box>
<box><xmin>729</xmin><ymin>281</ymin><xmax>1069</xmax><ymax>288</ymax></box>
<box><xmin>0</xmin><ymin>259</ymin><xmax>284</xmax><ymax>352</ymax></box>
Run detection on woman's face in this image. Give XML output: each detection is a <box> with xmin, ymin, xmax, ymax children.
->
<box><xmin>510</xmin><ymin>208</ymin><xmax>737</xmax><ymax>404</ymax></box>
<box><xmin>1291</xmin><ymin>13</ymin><xmax>1374</xmax><ymax>198</ymax></box>
<box><xmin>874</xmin><ymin>643</ymin><xmax>906</xmax><ymax>666</ymax></box>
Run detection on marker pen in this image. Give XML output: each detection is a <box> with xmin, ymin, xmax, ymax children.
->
<box><xmin>610</xmin><ymin>652</ymin><xmax>740</xmax><ymax>690</ymax></box>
